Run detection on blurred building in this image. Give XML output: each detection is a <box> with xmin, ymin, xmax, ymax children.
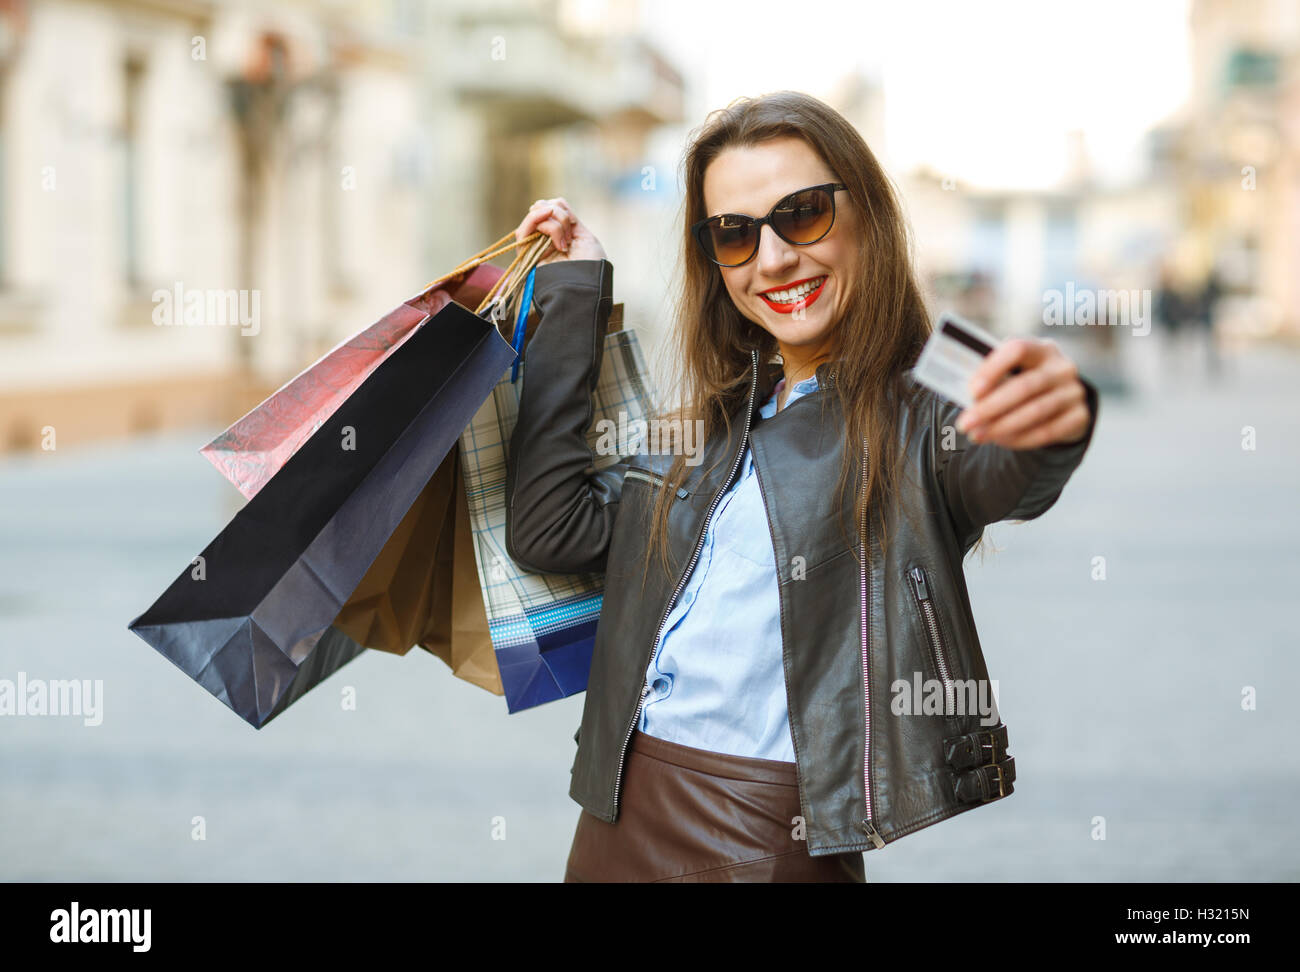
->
<box><xmin>0</xmin><ymin>0</ymin><xmax>682</xmax><ymax>452</ymax></box>
<box><xmin>1152</xmin><ymin>0</ymin><xmax>1300</xmax><ymax>342</ymax></box>
<box><xmin>883</xmin><ymin>0</ymin><xmax>1299</xmax><ymax>370</ymax></box>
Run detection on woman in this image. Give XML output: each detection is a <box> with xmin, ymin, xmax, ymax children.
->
<box><xmin>506</xmin><ymin>91</ymin><xmax>1098</xmax><ymax>882</ymax></box>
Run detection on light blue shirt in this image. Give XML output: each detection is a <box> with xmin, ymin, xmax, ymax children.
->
<box><xmin>637</xmin><ymin>372</ymin><xmax>820</xmax><ymax>762</ymax></box>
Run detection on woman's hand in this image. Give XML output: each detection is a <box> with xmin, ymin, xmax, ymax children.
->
<box><xmin>956</xmin><ymin>338</ymin><xmax>1091</xmax><ymax>449</ymax></box>
<box><xmin>514</xmin><ymin>197</ymin><xmax>607</xmax><ymax>266</ymax></box>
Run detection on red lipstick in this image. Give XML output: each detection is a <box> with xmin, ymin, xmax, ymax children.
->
<box><xmin>757</xmin><ymin>275</ymin><xmax>828</xmax><ymax>314</ymax></box>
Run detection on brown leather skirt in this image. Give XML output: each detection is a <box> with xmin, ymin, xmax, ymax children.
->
<box><xmin>563</xmin><ymin>730</ymin><xmax>865</xmax><ymax>882</ymax></box>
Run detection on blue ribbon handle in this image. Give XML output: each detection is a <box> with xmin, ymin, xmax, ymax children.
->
<box><xmin>509</xmin><ymin>266</ymin><xmax>536</xmax><ymax>384</ymax></box>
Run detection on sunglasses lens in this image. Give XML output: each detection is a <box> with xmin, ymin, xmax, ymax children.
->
<box><xmin>704</xmin><ymin>215</ymin><xmax>757</xmax><ymax>266</ymax></box>
<box><xmin>697</xmin><ymin>186</ymin><xmax>839</xmax><ymax>265</ymax></box>
<box><xmin>774</xmin><ymin>187</ymin><xmax>834</xmax><ymax>243</ymax></box>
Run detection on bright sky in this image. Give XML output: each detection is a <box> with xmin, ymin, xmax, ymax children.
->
<box><xmin>630</xmin><ymin>0</ymin><xmax>1191</xmax><ymax>190</ymax></box>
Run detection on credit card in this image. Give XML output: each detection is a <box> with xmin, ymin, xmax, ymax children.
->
<box><xmin>910</xmin><ymin>312</ymin><xmax>1007</xmax><ymax>410</ymax></box>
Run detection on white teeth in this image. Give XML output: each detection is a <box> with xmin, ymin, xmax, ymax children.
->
<box><xmin>763</xmin><ymin>276</ymin><xmax>825</xmax><ymax>303</ymax></box>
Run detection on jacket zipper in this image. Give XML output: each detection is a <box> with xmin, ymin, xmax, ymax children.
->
<box><xmin>623</xmin><ymin>468</ymin><xmax>665</xmax><ymax>488</ymax></box>
<box><xmin>623</xmin><ymin>468</ymin><xmax>689</xmax><ymax>499</ymax></box>
<box><xmin>750</xmin><ymin>399</ymin><xmax>808</xmax><ymax>840</ymax></box>
<box><xmin>859</xmin><ymin>434</ymin><xmax>885</xmax><ymax>848</ymax></box>
<box><xmin>908</xmin><ymin>565</ymin><xmax>957</xmax><ymax>713</ymax></box>
<box><xmin>610</xmin><ymin>350</ymin><xmax>759</xmax><ymax>816</ymax></box>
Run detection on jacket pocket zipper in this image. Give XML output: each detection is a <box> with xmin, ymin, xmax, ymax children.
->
<box><xmin>908</xmin><ymin>565</ymin><xmax>957</xmax><ymax>713</ymax></box>
<box><xmin>624</xmin><ymin>467</ymin><xmax>689</xmax><ymax>498</ymax></box>
<box><xmin>860</xmin><ymin>436</ymin><xmax>885</xmax><ymax>849</ymax></box>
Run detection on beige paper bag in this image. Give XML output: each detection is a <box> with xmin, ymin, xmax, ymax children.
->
<box><xmin>332</xmin><ymin>447</ymin><xmax>503</xmax><ymax>695</ymax></box>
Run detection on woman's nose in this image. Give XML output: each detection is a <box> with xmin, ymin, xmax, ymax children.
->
<box><xmin>754</xmin><ymin>223</ymin><xmax>798</xmax><ymax>276</ymax></box>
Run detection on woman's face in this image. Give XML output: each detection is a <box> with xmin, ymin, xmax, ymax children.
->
<box><xmin>702</xmin><ymin>136</ymin><xmax>857</xmax><ymax>359</ymax></box>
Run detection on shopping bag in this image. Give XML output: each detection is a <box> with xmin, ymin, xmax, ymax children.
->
<box><xmin>427</xmin><ymin>455</ymin><xmax>508</xmax><ymax>692</ymax></box>
<box><xmin>459</xmin><ymin>323</ymin><xmax>657</xmax><ymax>712</ymax></box>
<box><xmin>127</xmin><ymin>297</ymin><xmax>519</xmax><ymax>728</ymax></box>
<box><xmin>316</xmin><ymin>303</ymin><xmax>628</xmax><ymax>698</ymax></box>
<box><xmin>332</xmin><ymin>446</ymin><xmax>503</xmax><ymax>695</ymax></box>
<box><xmin>201</xmin><ymin>262</ymin><xmax>506</xmax><ymax>500</ymax></box>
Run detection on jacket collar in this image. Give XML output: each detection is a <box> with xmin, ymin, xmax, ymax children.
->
<box><xmin>753</xmin><ymin>351</ymin><xmax>781</xmax><ymax>414</ymax></box>
<box><xmin>747</xmin><ymin>352</ymin><xmax>841</xmax><ymax>420</ymax></box>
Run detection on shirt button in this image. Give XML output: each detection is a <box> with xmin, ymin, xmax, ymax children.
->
<box><xmin>651</xmin><ymin>677</ymin><xmax>670</xmax><ymax>696</ymax></box>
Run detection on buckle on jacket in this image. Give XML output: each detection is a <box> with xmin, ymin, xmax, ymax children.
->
<box><xmin>980</xmin><ymin>730</ymin><xmax>1006</xmax><ymax>764</ymax></box>
<box><xmin>943</xmin><ymin>723</ymin><xmax>1009</xmax><ymax>772</ymax></box>
<box><xmin>990</xmin><ymin>762</ymin><xmax>1007</xmax><ymax>798</ymax></box>
<box><xmin>952</xmin><ymin>756</ymin><xmax>1016</xmax><ymax>803</ymax></box>
<box><xmin>944</xmin><ymin>723</ymin><xmax>1015</xmax><ymax>803</ymax></box>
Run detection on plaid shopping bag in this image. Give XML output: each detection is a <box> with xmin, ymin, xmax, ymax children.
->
<box><xmin>458</xmin><ymin>326</ymin><xmax>656</xmax><ymax>712</ymax></box>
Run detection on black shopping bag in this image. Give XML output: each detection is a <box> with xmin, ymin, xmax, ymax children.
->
<box><xmin>128</xmin><ymin>300</ymin><xmax>518</xmax><ymax>728</ymax></box>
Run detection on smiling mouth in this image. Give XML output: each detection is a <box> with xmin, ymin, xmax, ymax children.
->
<box><xmin>758</xmin><ymin>275</ymin><xmax>828</xmax><ymax>313</ymax></box>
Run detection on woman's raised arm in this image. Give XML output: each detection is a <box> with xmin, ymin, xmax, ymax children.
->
<box><xmin>503</xmin><ymin>200</ymin><xmax>634</xmax><ymax>574</ymax></box>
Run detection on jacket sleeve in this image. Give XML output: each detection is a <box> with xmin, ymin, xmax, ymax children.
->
<box><xmin>931</xmin><ymin>372</ymin><xmax>1100</xmax><ymax>552</ymax></box>
<box><xmin>504</xmin><ymin>258</ymin><xmax>632</xmax><ymax>575</ymax></box>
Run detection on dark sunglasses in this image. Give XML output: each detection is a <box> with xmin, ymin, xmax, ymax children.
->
<box><xmin>692</xmin><ymin>182</ymin><xmax>847</xmax><ymax>267</ymax></box>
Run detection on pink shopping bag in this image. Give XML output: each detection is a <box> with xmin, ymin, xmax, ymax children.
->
<box><xmin>201</xmin><ymin>262</ymin><xmax>505</xmax><ymax>499</ymax></box>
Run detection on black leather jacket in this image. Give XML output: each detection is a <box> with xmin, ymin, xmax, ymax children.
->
<box><xmin>505</xmin><ymin>259</ymin><xmax>1099</xmax><ymax>856</ymax></box>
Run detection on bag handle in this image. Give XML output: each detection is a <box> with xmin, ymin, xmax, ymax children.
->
<box><xmin>422</xmin><ymin>230</ymin><xmax>534</xmax><ymax>291</ymax></box>
<box><xmin>419</xmin><ymin>230</ymin><xmax>553</xmax><ymax>317</ymax></box>
<box><xmin>478</xmin><ymin>233</ymin><xmax>550</xmax><ymax>319</ymax></box>
<box><xmin>508</xmin><ymin>264</ymin><xmax>536</xmax><ymax>384</ymax></box>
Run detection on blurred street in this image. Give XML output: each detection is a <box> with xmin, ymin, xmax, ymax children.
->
<box><xmin>0</xmin><ymin>0</ymin><xmax>1297</xmax><ymax>886</ymax></box>
<box><xmin>2</xmin><ymin>333</ymin><xmax>1297</xmax><ymax>882</ymax></box>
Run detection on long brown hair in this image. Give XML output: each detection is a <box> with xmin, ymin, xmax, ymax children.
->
<box><xmin>638</xmin><ymin>90</ymin><xmax>942</xmax><ymax>588</ymax></box>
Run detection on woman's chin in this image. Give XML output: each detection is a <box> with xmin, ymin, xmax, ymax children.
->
<box><xmin>755</xmin><ymin>305</ymin><xmax>833</xmax><ymax>344</ymax></box>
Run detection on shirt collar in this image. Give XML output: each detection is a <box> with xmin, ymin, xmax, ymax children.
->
<box><xmin>759</xmin><ymin>373</ymin><xmax>820</xmax><ymax>419</ymax></box>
